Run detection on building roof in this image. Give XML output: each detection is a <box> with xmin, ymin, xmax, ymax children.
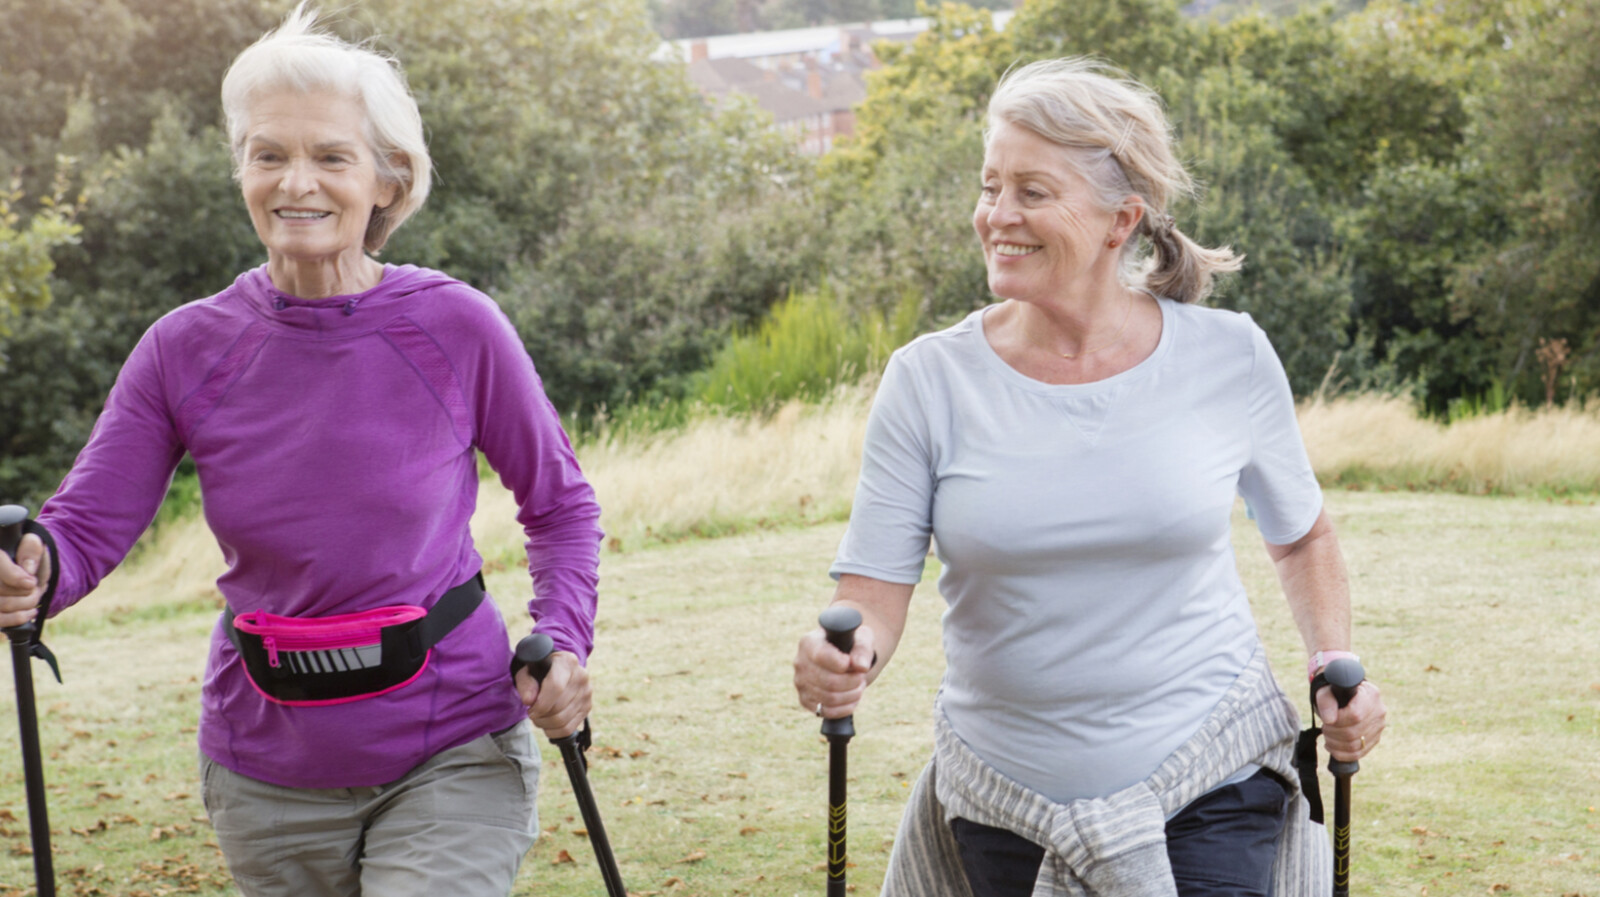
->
<box><xmin>656</xmin><ymin>12</ymin><xmax>1014</xmax><ymax>64</ymax></box>
<box><xmin>685</xmin><ymin>57</ymin><xmax>767</xmax><ymax>97</ymax></box>
<box><xmin>740</xmin><ymin>80</ymin><xmax>829</xmax><ymax>124</ymax></box>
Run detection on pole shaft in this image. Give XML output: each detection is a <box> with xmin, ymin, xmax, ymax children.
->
<box><xmin>11</xmin><ymin>638</ymin><xmax>55</xmax><ymax>897</ymax></box>
<box><xmin>557</xmin><ymin>737</ymin><xmax>627</xmax><ymax>897</ymax></box>
<box><xmin>1331</xmin><ymin>774</ymin><xmax>1352</xmax><ymax>897</ymax></box>
<box><xmin>826</xmin><ymin>736</ymin><xmax>849</xmax><ymax>897</ymax></box>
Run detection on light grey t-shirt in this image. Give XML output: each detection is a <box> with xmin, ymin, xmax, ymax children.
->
<box><xmin>832</xmin><ymin>299</ymin><xmax>1322</xmax><ymax>802</ymax></box>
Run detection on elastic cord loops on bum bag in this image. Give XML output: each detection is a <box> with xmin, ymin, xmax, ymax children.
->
<box><xmin>225</xmin><ymin>572</ymin><xmax>484</xmax><ymax>707</ymax></box>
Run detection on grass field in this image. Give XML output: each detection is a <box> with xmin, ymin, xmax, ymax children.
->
<box><xmin>1</xmin><ymin>486</ymin><xmax>1597</xmax><ymax>896</ymax></box>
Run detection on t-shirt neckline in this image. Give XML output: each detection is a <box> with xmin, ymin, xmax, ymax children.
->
<box><xmin>971</xmin><ymin>296</ymin><xmax>1174</xmax><ymax>395</ymax></box>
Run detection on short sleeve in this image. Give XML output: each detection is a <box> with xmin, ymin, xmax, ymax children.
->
<box><xmin>830</xmin><ymin>352</ymin><xmax>936</xmax><ymax>584</ymax></box>
<box><xmin>1236</xmin><ymin>318</ymin><xmax>1323</xmax><ymax>545</ymax></box>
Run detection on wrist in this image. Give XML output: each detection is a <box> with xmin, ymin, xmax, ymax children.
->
<box><xmin>1308</xmin><ymin>649</ymin><xmax>1359</xmax><ymax>682</ymax></box>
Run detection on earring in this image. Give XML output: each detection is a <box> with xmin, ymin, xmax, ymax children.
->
<box><xmin>1107</xmin><ymin>238</ymin><xmax>1120</xmax><ymax>249</ymax></box>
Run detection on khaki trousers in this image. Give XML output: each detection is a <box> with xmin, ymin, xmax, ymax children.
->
<box><xmin>200</xmin><ymin>720</ymin><xmax>541</xmax><ymax>897</ymax></box>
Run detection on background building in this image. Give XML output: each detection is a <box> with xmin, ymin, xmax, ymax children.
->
<box><xmin>660</xmin><ymin>13</ymin><xmax>1014</xmax><ymax>153</ymax></box>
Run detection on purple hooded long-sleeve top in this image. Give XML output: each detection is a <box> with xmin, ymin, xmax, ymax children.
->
<box><xmin>37</xmin><ymin>264</ymin><xmax>603</xmax><ymax>788</ymax></box>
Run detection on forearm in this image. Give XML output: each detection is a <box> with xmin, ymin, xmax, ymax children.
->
<box><xmin>1266</xmin><ymin>509</ymin><xmax>1352</xmax><ymax>660</ymax></box>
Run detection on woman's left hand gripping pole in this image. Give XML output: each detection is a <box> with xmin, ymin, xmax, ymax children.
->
<box><xmin>1</xmin><ymin>504</ymin><xmax>58</xmax><ymax>897</ymax></box>
<box><xmin>512</xmin><ymin>633</ymin><xmax>628</xmax><ymax>897</ymax></box>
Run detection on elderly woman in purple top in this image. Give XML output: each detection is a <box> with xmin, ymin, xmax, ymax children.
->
<box><xmin>0</xmin><ymin>5</ymin><xmax>601</xmax><ymax>895</ymax></box>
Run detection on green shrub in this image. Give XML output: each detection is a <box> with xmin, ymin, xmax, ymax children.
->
<box><xmin>693</xmin><ymin>284</ymin><xmax>920</xmax><ymax>415</ymax></box>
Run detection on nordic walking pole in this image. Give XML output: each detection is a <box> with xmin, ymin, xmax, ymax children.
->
<box><xmin>1323</xmin><ymin>657</ymin><xmax>1365</xmax><ymax>897</ymax></box>
<box><xmin>512</xmin><ymin>633</ymin><xmax>627</xmax><ymax>897</ymax></box>
<box><xmin>818</xmin><ymin>606</ymin><xmax>861</xmax><ymax>897</ymax></box>
<box><xmin>1</xmin><ymin>504</ymin><xmax>56</xmax><ymax>897</ymax></box>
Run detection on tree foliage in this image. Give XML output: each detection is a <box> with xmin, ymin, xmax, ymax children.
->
<box><xmin>1454</xmin><ymin>0</ymin><xmax>1600</xmax><ymax>399</ymax></box>
<box><xmin>0</xmin><ymin>167</ymin><xmax>81</xmax><ymax>332</ymax></box>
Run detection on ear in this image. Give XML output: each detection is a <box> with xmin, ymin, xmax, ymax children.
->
<box><xmin>1110</xmin><ymin>196</ymin><xmax>1145</xmax><ymax>245</ymax></box>
<box><xmin>375</xmin><ymin>154</ymin><xmax>408</xmax><ymax>210</ymax></box>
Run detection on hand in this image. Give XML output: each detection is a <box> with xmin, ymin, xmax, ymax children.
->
<box><xmin>1315</xmin><ymin>678</ymin><xmax>1386</xmax><ymax>762</ymax></box>
<box><xmin>0</xmin><ymin>534</ymin><xmax>50</xmax><ymax>630</ymax></box>
<box><xmin>514</xmin><ymin>650</ymin><xmax>591</xmax><ymax>739</ymax></box>
<box><xmin>794</xmin><ymin>623</ymin><xmax>876</xmax><ymax>719</ymax></box>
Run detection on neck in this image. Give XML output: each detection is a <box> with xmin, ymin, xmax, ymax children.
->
<box><xmin>1014</xmin><ymin>283</ymin><xmax>1137</xmax><ymax>359</ymax></box>
<box><xmin>267</xmin><ymin>251</ymin><xmax>384</xmax><ymax>299</ymax></box>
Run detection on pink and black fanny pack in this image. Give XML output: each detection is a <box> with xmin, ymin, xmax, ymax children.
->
<box><xmin>225</xmin><ymin>573</ymin><xmax>484</xmax><ymax>706</ymax></box>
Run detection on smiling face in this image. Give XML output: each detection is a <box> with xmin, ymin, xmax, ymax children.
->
<box><xmin>974</xmin><ymin>120</ymin><xmax>1126</xmax><ymax>307</ymax></box>
<box><xmin>239</xmin><ymin>89</ymin><xmax>397</xmax><ymax>275</ymax></box>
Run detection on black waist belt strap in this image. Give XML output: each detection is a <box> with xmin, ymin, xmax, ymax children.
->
<box><xmin>399</xmin><ymin>571</ymin><xmax>487</xmax><ymax>663</ymax></box>
<box><xmin>224</xmin><ymin>572</ymin><xmax>485</xmax><ymax>704</ymax></box>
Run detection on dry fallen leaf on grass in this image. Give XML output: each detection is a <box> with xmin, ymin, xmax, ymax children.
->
<box><xmin>551</xmin><ymin>849</ymin><xmax>575</xmax><ymax>865</ymax></box>
<box><xmin>679</xmin><ymin>849</ymin><xmax>707</xmax><ymax>863</ymax></box>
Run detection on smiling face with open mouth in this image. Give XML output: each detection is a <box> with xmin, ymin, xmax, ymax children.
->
<box><xmin>240</xmin><ymin>89</ymin><xmax>397</xmax><ymax>293</ymax></box>
<box><xmin>973</xmin><ymin>120</ymin><xmax>1122</xmax><ymax>309</ymax></box>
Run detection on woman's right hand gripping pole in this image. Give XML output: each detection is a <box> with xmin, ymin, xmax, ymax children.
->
<box><xmin>794</xmin><ymin>574</ymin><xmax>914</xmax><ymax>720</ymax></box>
<box><xmin>0</xmin><ymin>516</ymin><xmax>51</xmax><ymax>630</ymax></box>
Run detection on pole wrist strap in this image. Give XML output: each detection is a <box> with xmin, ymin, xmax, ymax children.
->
<box><xmin>1295</xmin><ymin>670</ymin><xmax>1333</xmax><ymax>825</ymax></box>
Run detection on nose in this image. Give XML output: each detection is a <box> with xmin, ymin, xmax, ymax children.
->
<box><xmin>984</xmin><ymin>189</ymin><xmax>1023</xmax><ymax>229</ymax></box>
<box><xmin>279</xmin><ymin>158</ymin><xmax>318</xmax><ymax>197</ymax></box>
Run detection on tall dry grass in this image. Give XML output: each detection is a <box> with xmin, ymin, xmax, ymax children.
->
<box><xmin>477</xmin><ymin>386</ymin><xmax>874</xmax><ymax>558</ymax></box>
<box><xmin>90</xmin><ymin>389</ymin><xmax>1599</xmax><ymax>612</ymax></box>
<box><xmin>1299</xmin><ymin>394</ymin><xmax>1600</xmax><ymax>495</ymax></box>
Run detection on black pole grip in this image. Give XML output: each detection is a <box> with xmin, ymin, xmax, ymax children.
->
<box><xmin>1</xmin><ymin>504</ymin><xmax>28</xmax><ymax>560</ymax></box>
<box><xmin>818</xmin><ymin>607</ymin><xmax>862</xmax><ymax>738</ymax></box>
<box><xmin>1324</xmin><ymin>657</ymin><xmax>1364</xmax><ymax>779</ymax></box>
<box><xmin>1325</xmin><ymin>657</ymin><xmax>1364</xmax><ymax>709</ymax></box>
<box><xmin>819</xmin><ymin>606</ymin><xmax>861</xmax><ymax>655</ymax></box>
<box><xmin>512</xmin><ymin>632</ymin><xmax>556</xmax><ymax>682</ymax></box>
<box><xmin>2</xmin><ymin>504</ymin><xmax>40</xmax><ymax>640</ymax></box>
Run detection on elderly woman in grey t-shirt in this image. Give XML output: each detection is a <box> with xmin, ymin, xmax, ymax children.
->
<box><xmin>793</xmin><ymin>58</ymin><xmax>1387</xmax><ymax>897</ymax></box>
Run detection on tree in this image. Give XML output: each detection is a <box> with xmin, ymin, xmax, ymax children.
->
<box><xmin>1455</xmin><ymin>0</ymin><xmax>1600</xmax><ymax>401</ymax></box>
<box><xmin>1007</xmin><ymin>0</ymin><xmax>1200</xmax><ymax>79</ymax></box>
<box><xmin>1166</xmin><ymin>66</ymin><xmax>1354</xmax><ymax>395</ymax></box>
<box><xmin>0</xmin><ymin>170</ymin><xmax>80</xmax><ymax>335</ymax></box>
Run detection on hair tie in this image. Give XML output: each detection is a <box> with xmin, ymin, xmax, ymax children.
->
<box><xmin>1143</xmin><ymin>212</ymin><xmax>1175</xmax><ymax>236</ymax></box>
<box><xmin>1112</xmin><ymin>119</ymin><xmax>1135</xmax><ymax>158</ymax></box>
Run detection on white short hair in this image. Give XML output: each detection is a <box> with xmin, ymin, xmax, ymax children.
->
<box><xmin>221</xmin><ymin>3</ymin><xmax>431</xmax><ymax>252</ymax></box>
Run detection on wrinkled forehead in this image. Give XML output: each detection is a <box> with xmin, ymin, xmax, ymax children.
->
<box><xmin>239</xmin><ymin>88</ymin><xmax>374</xmax><ymax>149</ymax></box>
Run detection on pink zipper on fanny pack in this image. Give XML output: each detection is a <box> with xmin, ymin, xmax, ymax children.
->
<box><xmin>233</xmin><ymin>606</ymin><xmax>427</xmax><ymax>669</ymax></box>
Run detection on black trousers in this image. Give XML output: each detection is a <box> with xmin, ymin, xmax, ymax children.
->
<box><xmin>949</xmin><ymin>769</ymin><xmax>1292</xmax><ymax>897</ymax></box>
